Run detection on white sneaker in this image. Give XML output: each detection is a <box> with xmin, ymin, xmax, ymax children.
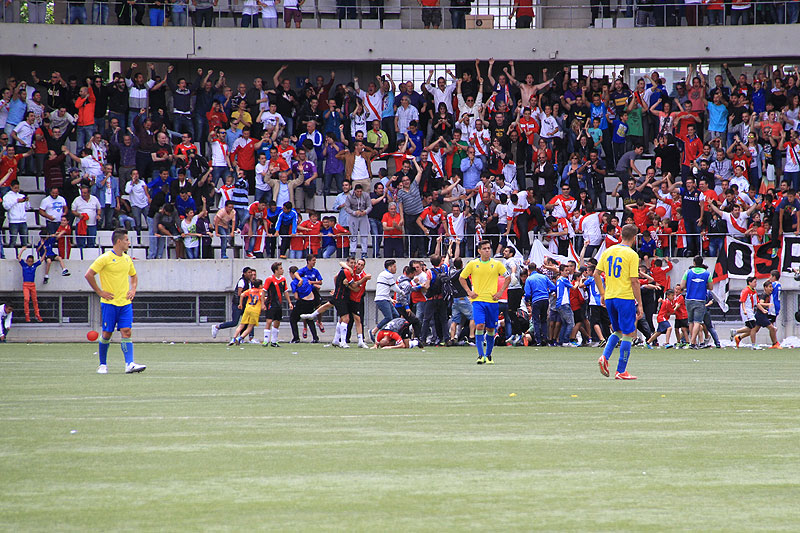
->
<box><xmin>358</xmin><ymin>342</ymin><xmax>369</xmax><ymax>349</ymax></box>
<box><xmin>125</xmin><ymin>362</ymin><xmax>146</xmax><ymax>373</ymax></box>
<box><xmin>211</xmin><ymin>325</ymin><xmax>219</xmax><ymax>339</ymax></box>
<box><xmin>339</xmin><ymin>341</ymin><xmax>350</xmax><ymax>349</ymax></box>
<box><xmin>300</xmin><ymin>313</ymin><xmax>316</xmax><ymax>321</ymax></box>
<box><xmin>249</xmin><ymin>338</ymin><xmax>259</xmax><ymax>344</ymax></box>
<box><xmin>96</xmin><ymin>364</ymin><xmax>107</xmax><ymax>374</ymax></box>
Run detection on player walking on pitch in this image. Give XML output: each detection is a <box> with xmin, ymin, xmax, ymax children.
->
<box><xmin>459</xmin><ymin>239</ymin><xmax>511</xmax><ymax>364</ymax></box>
<box><xmin>594</xmin><ymin>224</ymin><xmax>643</xmax><ymax>380</ymax></box>
<box><xmin>85</xmin><ymin>229</ymin><xmax>146</xmax><ymax>374</ymax></box>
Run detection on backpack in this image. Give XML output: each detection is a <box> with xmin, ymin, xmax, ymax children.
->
<box><xmin>427</xmin><ymin>266</ymin><xmax>454</xmax><ymax>303</ymax></box>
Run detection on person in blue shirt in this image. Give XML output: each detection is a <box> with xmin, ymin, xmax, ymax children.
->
<box><xmin>17</xmin><ymin>246</ymin><xmax>43</xmax><ymax>322</ymax></box>
<box><xmin>769</xmin><ymin>270</ymin><xmax>781</xmax><ymax>321</ymax></box>
<box><xmin>406</xmin><ymin>121</ymin><xmax>424</xmax><ymax>159</ymax></box>
<box><xmin>524</xmin><ymin>263</ymin><xmax>556</xmax><ymax>346</ymax></box>
<box><xmin>175</xmin><ymin>190</ymin><xmax>197</xmax><ymax>216</ymax></box>
<box><xmin>554</xmin><ymin>264</ymin><xmax>577</xmax><ymax>346</ymax></box>
<box><xmin>680</xmin><ymin>255</ymin><xmax>713</xmax><ymax>349</ymax></box>
<box><xmin>584</xmin><ymin>263</ymin><xmax>611</xmax><ymax>345</ymax></box>
<box><xmin>288</xmin><ymin>266</ymin><xmax>319</xmax><ymax>344</ymax></box>
<box><xmin>611</xmin><ymin>111</ymin><xmax>629</xmax><ymax>167</ymax></box>
<box><xmin>273</xmin><ymin>201</ymin><xmax>299</xmax><ymax>259</ymax></box>
<box><xmin>35</xmin><ymin>235</ymin><xmax>70</xmax><ymax>285</ymax></box>
<box><xmin>298</xmin><ymin>254</ymin><xmax>325</xmax><ymax>336</ymax></box>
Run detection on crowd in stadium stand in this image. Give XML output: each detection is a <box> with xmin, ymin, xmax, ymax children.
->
<box><xmin>2</xmin><ymin>60</ymin><xmax>800</xmax><ymax>265</ymax></box>
<box><xmin>1</xmin><ymin>0</ymin><xmax>799</xmax><ymax>27</ymax></box>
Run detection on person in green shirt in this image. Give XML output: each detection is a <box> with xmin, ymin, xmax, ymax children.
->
<box><xmin>450</xmin><ymin>129</ymin><xmax>469</xmax><ymax>175</ymax></box>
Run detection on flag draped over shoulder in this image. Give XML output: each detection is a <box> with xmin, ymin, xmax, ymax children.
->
<box><xmin>711</xmin><ymin>238</ymin><xmax>730</xmax><ymax>313</ymax></box>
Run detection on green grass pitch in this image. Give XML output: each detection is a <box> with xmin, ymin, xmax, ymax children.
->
<box><xmin>2</xmin><ymin>342</ymin><xmax>800</xmax><ymax>531</ymax></box>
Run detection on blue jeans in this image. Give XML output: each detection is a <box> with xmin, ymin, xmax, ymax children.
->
<box><xmin>789</xmin><ymin>2</ymin><xmax>800</xmax><ymax>23</ymax></box>
<box><xmin>529</xmin><ymin>299</ymin><xmax>549</xmax><ymax>344</ymax></box>
<box><xmin>218</xmin><ymin>226</ymin><xmax>231</xmax><ymax>258</ymax></box>
<box><xmin>150</xmin><ymin>7</ymin><xmax>165</xmax><ymax>25</ymax></box>
<box><xmin>321</xmin><ymin>244</ymin><xmax>336</xmax><ymax>258</ymax></box>
<box><xmin>323</xmin><ymin>172</ymin><xmax>344</xmax><ymax>195</ymax></box>
<box><xmin>785</xmin><ymin>171</ymin><xmax>800</xmax><ymax>190</ymax></box>
<box><xmin>69</xmin><ymin>4</ymin><xmax>87</xmax><ymax>23</ymax></box>
<box><xmin>708</xmin><ymin>236</ymin><xmax>724</xmax><ymax>258</ymax></box>
<box><xmin>77</xmin><ymin>125</ymin><xmax>94</xmax><ymax>150</ymax></box>
<box><xmin>8</xmin><ymin>222</ymin><xmax>28</xmax><ymax>247</ymax></box>
<box><xmin>185</xmin><ymin>246</ymin><xmax>199</xmax><ymax>259</ymax></box>
<box><xmin>172</xmin><ymin>10</ymin><xmax>187</xmax><ymax>26</ymax></box>
<box><xmin>212</xmin><ymin>166</ymin><xmax>229</xmax><ymax>186</ymax></box>
<box><xmin>376</xmin><ymin>299</ymin><xmax>399</xmax><ymax>330</ymax></box>
<box><xmin>556</xmin><ymin>304</ymin><xmax>575</xmax><ymax>344</ymax></box>
<box><xmin>78</xmin><ymin>225</ymin><xmax>97</xmax><ymax>248</ymax></box>
<box><xmin>731</xmin><ymin>8</ymin><xmax>750</xmax><ymax>24</ymax></box>
<box><xmin>173</xmin><ymin>114</ymin><xmax>194</xmax><ymax>138</ymax></box>
<box><xmin>92</xmin><ymin>3</ymin><xmax>109</xmax><ymax>24</ymax></box>
<box><xmin>241</xmin><ymin>13</ymin><xmax>259</xmax><ymax>26</ymax></box>
<box><xmin>369</xmin><ymin>217</ymin><xmax>383</xmax><ymax>258</ymax></box>
<box><xmin>707</xmin><ymin>9</ymin><xmax>723</xmax><ymax>24</ymax></box>
<box><xmin>289</xmin><ymin>250</ymin><xmax>304</xmax><ymax>259</ymax></box>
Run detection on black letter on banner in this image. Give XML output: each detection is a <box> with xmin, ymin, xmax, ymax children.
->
<box><xmin>754</xmin><ymin>243</ymin><xmax>781</xmax><ymax>278</ymax></box>
<box><xmin>727</xmin><ymin>240</ymin><xmax>753</xmax><ymax>278</ymax></box>
<box><xmin>782</xmin><ymin>236</ymin><xmax>800</xmax><ymax>271</ymax></box>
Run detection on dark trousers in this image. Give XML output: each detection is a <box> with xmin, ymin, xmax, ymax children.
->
<box><xmin>421</xmin><ymin>297</ymin><xmax>447</xmax><ymax>344</ymax></box>
<box><xmin>384</xmin><ymin>237</ymin><xmax>403</xmax><ymax>258</ymax></box>
<box><xmin>290</xmin><ymin>298</ymin><xmax>319</xmax><ymax>342</ymax></box>
<box><xmin>398</xmin><ymin>305</ymin><xmax>422</xmax><ymax>340</ymax></box>
<box><xmin>404</xmin><ymin>215</ymin><xmax>424</xmax><ymax>257</ymax></box>
<box><xmin>514</xmin><ymin>213</ymin><xmax>530</xmax><ymax>253</ymax></box>
<box><xmin>529</xmin><ymin>298</ymin><xmax>549</xmax><ymax>343</ymax></box>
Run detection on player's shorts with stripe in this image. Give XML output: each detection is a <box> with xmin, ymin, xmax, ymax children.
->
<box><xmin>240</xmin><ymin>307</ymin><xmax>261</xmax><ymax>326</ymax></box>
<box><xmin>101</xmin><ymin>303</ymin><xmax>133</xmax><ymax>333</ymax></box>
<box><xmin>472</xmin><ymin>301</ymin><xmax>499</xmax><ymax>329</ymax></box>
<box><xmin>605</xmin><ymin>298</ymin><xmax>636</xmax><ymax>334</ymax></box>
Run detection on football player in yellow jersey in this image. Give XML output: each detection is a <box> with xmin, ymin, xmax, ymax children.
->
<box><xmin>459</xmin><ymin>240</ymin><xmax>511</xmax><ymax>364</ymax></box>
<box><xmin>231</xmin><ymin>279</ymin><xmax>264</xmax><ymax>346</ymax></box>
<box><xmin>85</xmin><ymin>229</ymin><xmax>146</xmax><ymax>374</ymax></box>
<box><xmin>594</xmin><ymin>224</ymin><xmax>644</xmax><ymax>380</ymax></box>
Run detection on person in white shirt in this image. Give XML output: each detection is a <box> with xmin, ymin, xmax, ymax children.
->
<box><xmin>456</xmin><ymin>78</ymin><xmax>485</xmax><ymax>129</ymax></box>
<box><xmin>370</xmin><ymin>259</ymin><xmax>403</xmax><ymax>340</ymax></box>
<box><xmin>71</xmin><ymin>185</ymin><xmax>102</xmax><ymax>248</ymax></box>
<box><xmin>709</xmin><ymin>200</ymin><xmax>757</xmax><ymax>240</ymax></box>
<box><xmin>445</xmin><ymin>203</ymin><xmax>466</xmax><ymax>256</ymax></box>
<box><xmin>254</xmin><ymin>153</ymin><xmax>272</xmax><ymax>203</ymax></box>
<box><xmin>257</xmin><ymin>102</ymin><xmax>286</xmax><ymax>134</ymax></box>
<box><xmin>424</xmin><ymin>69</ymin><xmax>458</xmax><ymax>114</ymax></box>
<box><xmin>494</xmin><ymin>193</ymin><xmax>514</xmax><ymax>254</ymax></box>
<box><xmin>2</xmin><ymin>180</ymin><xmax>31</xmax><ymax>247</ymax></box>
<box><xmin>394</xmin><ymin>95</ymin><xmax>419</xmax><ymax>135</ymax></box>
<box><xmin>729</xmin><ymin>165</ymin><xmax>749</xmax><ymax>193</ymax></box>
<box><xmin>38</xmin><ymin>187</ymin><xmax>67</xmax><ymax>235</ymax></box>
<box><xmin>578</xmin><ymin>210</ymin><xmax>604</xmax><ymax>257</ymax></box>
<box><xmin>507</xmin><ymin>191</ymin><xmax>530</xmax><ymax>252</ymax></box>
<box><xmin>493</xmin><ymin>175</ymin><xmax>515</xmax><ymax>197</ymax></box>
<box><xmin>11</xmin><ymin>111</ymin><xmax>36</xmax><ymax>149</ymax></box>
<box><xmin>124</xmin><ymin>169</ymin><xmax>151</xmax><ymax>232</ymax></box>
<box><xmin>259</xmin><ymin>0</ymin><xmax>278</xmax><ymax>27</ymax></box>
<box><xmin>208</xmin><ymin>127</ymin><xmax>233</xmax><ymax>184</ymax></box>
<box><xmin>355</xmin><ymin>77</ymin><xmax>384</xmax><ymax>123</ymax></box>
<box><xmin>0</xmin><ymin>303</ymin><xmax>12</xmax><ymax>342</ymax></box>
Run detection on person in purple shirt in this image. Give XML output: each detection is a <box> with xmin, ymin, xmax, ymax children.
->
<box><xmin>322</xmin><ymin>133</ymin><xmax>345</xmax><ymax>196</ymax></box>
<box><xmin>292</xmin><ymin>148</ymin><xmax>318</xmax><ymax>211</ymax></box>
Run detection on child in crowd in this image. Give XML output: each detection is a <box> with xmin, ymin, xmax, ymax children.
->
<box><xmin>17</xmin><ymin>246</ymin><xmax>43</xmax><ymax>323</ymax></box>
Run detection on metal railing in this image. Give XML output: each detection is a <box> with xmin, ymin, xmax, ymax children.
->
<box><xmin>2</xmin><ymin>0</ymin><xmax>798</xmax><ymax>29</ymax></box>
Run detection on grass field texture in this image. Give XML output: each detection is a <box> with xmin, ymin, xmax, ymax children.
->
<box><xmin>1</xmin><ymin>343</ymin><xmax>799</xmax><ymax>532</ymax></box>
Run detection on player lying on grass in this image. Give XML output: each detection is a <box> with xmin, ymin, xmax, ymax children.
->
<box><xmin>229</xmin><ymin>278</ymin><xmax>264</xmax><ymax>346</ymax></box>
<box><xmin>371</xmin><ymin>318</ymin><xmax>419</xmax><ymax>349</ymax></box>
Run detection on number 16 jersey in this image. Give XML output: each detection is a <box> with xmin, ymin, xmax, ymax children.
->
<box><xmin>596</xmin><ymin>244</ymin><xmax>639</xmax><ymax>300</ymax></box>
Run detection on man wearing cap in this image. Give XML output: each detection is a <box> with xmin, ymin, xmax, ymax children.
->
<box><xmin>212</xmin><ymin>267</ymin><xmax>257</xmax><ymax>343</ymax></box>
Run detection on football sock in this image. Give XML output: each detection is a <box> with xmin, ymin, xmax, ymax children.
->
<box><xmin>271</xmin><ymin>327</ymin><xmax>279</xmax><ymax>343</ymax></box>
<box><xmin>98</xmin><ymin>336</ymin><xmax>110</xmax><ymax>365</ymax></box>
<box><xmin>333</xmin><ymin>322</ymin><xmax>342</xmax><ymax>344</ymax></box>
<box><xmin>263</xmin><ymin>329</ymin><xmax>269</xmax><ymax>342</ymax></box>
<box><xmin>310</xmin><ymin>311</ymin><xmax>319</xmax><ymax>319</ymax></box>
<box><xmin>476</xmin><ymin>328</ymin><xmax>485</xmax><ymax>357</ymax></box>
<box><xmin>357</xmin><ymin>333</ymin><xmax>364</xmax><ymax>344</ymax></box>
<box><xmin>120</xmin><ymin>338</ymin><xmax>133</xmax><ymax>365</ymax></box>
<box><xmin>485</xmin><ymin>329</ymin><xmax>495</xmax><ymax>357</ymax></box>
<box><xmin>617</xmin><ymin>336</ymin><xmax>632</xmax><ymax>373</ymax></box>
<box><xmin>603</xmin><ymin>332</ymin><xmax>621</xmax><ymax>360</ymax></box>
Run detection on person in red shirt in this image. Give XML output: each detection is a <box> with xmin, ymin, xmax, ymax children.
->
<box><xmin>511</xmin><ymin>0</ymin><xmax>535</xmax><ymax>27</ymax></box>
<box><xmin>232</xmin><ymin>127</ymin><xmax>267</xmax><ymax>195</ymax></box>
<box><xmin>649</xmin><ymin>257</ymin><xmax>673</xmax><ymax>295</ymax></box>
<box><xmin>245</xmin><ymin>199</ymin><xmax>269</xmax><ymax>258</ymax></box>
<box><xmin>0</xmin><ymin>146</ymin><xmax>33</xmax><ymax>188</ymax></box>
<box><xmin>174</xmin><ymin>133</ymin><xmax>199</xmax><ymax>176</ymax></box>
<box><xmin>332</xmin><ymin>219</ymin><xmax>350</xmax><ymax>258</ymax></box>
<box><xmin>55</xmin><ymin>215</ymin><xmax>73</xmax><ymax>260</ymax></box>
<box><xmin>417</xmin><ymin>202</ymin><xmax>444</xmax><ymax>255</ymax></box>
<box><xmin>647</xmin><ymin>288</ymin><xmax>675</xmax><ymax>348</ymax></box>
<box><xmin>627</xmin><ymin>197</ymin><xmax>655</xmax><ymax>232</ymax></box>
<box><xmin>288</xmin><ymin>212</ymin><xmax>307</xmax><ymax>259</ymax></box>
<box><xmin>672</xmin><ymin>285</ymin><xmax>690</xmax><ymax>346</ymax></box>
<box><xmin>381</xmin><ymin>202</ymin><xmax>404</xmax><ymax>258</ymax></box>
<box><xmin>206</xmin><ymin>101</ymin><xmax>228</xmax><ymax>132</ymax></box>
<box><xmin>679</xmin><ymin>123</ymin><xmax>703</xmax><ymax>179</ymax></box>
<box><xmin>343</xmin><ymin>258</ymin><xmax>372</xmax><ymax>348</ymax></box>
<box><xmin>297</xmin><ymin>210</ymin><xmax>322</xmax><ymax>255</ymax></box>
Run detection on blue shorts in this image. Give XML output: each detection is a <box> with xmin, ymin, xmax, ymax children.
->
<box><xmin>101</xmin><ymin>303</ymin><xmax>133</xmax><ymax>333</ymax></box>
<box><xmin>605</xmin><ymin>298</ymin><xmax>636</xmax><ymax>335</ymax></box>
<box><xmin>472</xmin><ymin>301</ymin><xmax>499</xmax><ymax>329</ymax></box>
<box><xmin>657</xmin><ymin>320</ymin><xmax>671</xmax><ymax>333</ymax></box>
